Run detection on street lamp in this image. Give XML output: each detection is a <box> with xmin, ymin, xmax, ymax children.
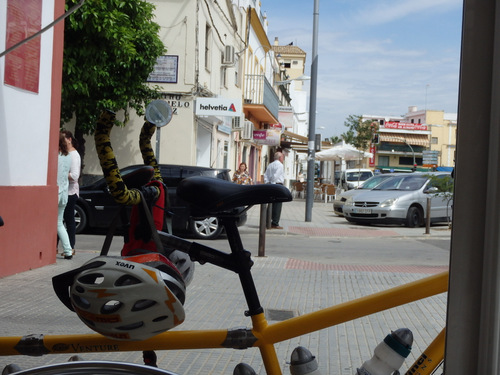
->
<box><xmin>305</xmin><ymin>0</ymin><xmax>319</xmax><ymax>222</ymax></box>
<box><xmin>394</xmin><ymin>137</ymin><xmax>416</xmax><ymax>170</ymax></box>
<box><xmin>275</xmin><ymin>74</ymin><xmax>311</xmax><ymax>86</ymax></box>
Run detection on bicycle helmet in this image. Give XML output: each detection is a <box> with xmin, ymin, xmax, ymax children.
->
<box><xmin>121</xmin><ymin>249</ymin><xmax>195</xmax><ymax>287</ymax></box>
<box><xmin>53</xmin><ymin>255</ymin><xmax>185</xmax><ymax>341</ymax></box>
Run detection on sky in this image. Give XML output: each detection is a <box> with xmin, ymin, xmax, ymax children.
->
<box><xmin>262</xmin><ymin>0</ymin><xmax>464</xmax><ymax>138</ymax></box>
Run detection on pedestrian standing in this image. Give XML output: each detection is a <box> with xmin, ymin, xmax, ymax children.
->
<box><xmin>232</xmin><ymin>162</ymin><xmax>253</xmax><ymax>185</ymax></box>
<box><xmin>62</xmin><ymin>130</ymin><xmax>81</xmax><ymax>252</ymax></box>
<box><xmin>57</xmin><ymin>132</ymin><xmax>73</xmax><ymax>259</ymax></box>
<box><xmin>264</xmin><ymin>151</ymin><xmax>285</xmax><ymax>229</ymax></box>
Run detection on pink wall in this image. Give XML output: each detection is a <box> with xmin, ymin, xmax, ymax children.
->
<box><xmin>0</xmin><ymin>186</ymin><xmax>58</xmax><ymax>277</ymax></box>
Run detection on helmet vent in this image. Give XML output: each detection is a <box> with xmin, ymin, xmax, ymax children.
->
<box><xmin>117</xmin><ymin>321</ymin><xmax>144</xmax><ymax>331</ymax></box>
<box><xmin>72</xmin><ymin>294</ymin><xmax>90</xmax><ymax>309</ymax></box>
<box><xmin>101</xmin><ymin>300</ymin><xmax>123</xmax><ymax>314</ymax></box>
<box><xmin>152</xmin><ymin>315</ymin><xmax>168</xmax><ymax>322</ymax></box>
<box><xmin>78</xmin><ymin>273</ymin><xmax>104</xmax><ymax>285</ymax></box>
<box><xmin>132</xmin><ymin>299</ymin><xmax>157</xmax><ymax>311</ymax></box>
<box><xmin>115</xmin><ymin>275</ymin><xmax>141</xmax><ymax>286</ymax></box>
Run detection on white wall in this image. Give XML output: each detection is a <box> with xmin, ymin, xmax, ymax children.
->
<box><xmin>0</xmin><ymin>0</ymin><xmax>55</xmax><ymax>186</ymax></box>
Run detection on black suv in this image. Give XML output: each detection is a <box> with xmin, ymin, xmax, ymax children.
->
<box><xmin>75</xmin><ymin>164</ymin><xmax>246</xmax><ymax>240</ymax></box>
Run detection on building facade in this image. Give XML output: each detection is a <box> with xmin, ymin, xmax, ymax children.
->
<box><xmin>363</xmin><ymin>106</ymin><xmax>457</xmax><ymax>172</ymax></box>
<box><xmin>78</xmin><ymin>1</ymin><xmax>307</xmax><ymax>189</ymax></box>
<box><xmin>0</xmin><ymin>0</ymin><xmax>65</xmax><ymax>276</ymax></box>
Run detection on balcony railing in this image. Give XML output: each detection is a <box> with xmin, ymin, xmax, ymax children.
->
<box><xmin>243</xmin><ymin>74</ymin><xmax>279</xmax><ymax>120</ymax></box>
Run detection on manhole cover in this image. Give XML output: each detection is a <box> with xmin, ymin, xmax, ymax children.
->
<box><xmin>265</xmin><ymin>309</ymin><xmax>298</xmax><ymax>321</ymax></box>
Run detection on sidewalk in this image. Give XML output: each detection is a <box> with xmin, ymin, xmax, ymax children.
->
<box><xmin>0</xmin><ymin>199</ymin><xmax>449</xmax><ymax>374</ymax></box>
<box><xmin>243</xmin><ymin>197</ymin><xmax>452</xmax><ymax>239</ymax></box>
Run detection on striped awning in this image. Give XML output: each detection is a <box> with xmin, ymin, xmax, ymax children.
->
<box><xmin>379</xmin><ymin>132</ymin><xmax>429</xmax><ymax>147</ymax></box>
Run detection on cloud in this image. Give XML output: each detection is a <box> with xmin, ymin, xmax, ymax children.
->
<box><xmin>264</xmin><ymin>0</ymin><xmax>462</xmax><ymax>136</ymax></box>
<box><xmin>354</xmin><ymin>0</ymin><xmax>461</xmax><ymax>26</ymax></box>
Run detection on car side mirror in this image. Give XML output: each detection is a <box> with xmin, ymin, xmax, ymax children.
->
<box><xmin>425</xmin><ymin>186</ymin><xmax>439</xmax><ymax>194</ymax></box>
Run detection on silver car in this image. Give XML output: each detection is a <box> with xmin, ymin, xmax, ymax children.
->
<box><xmin>333</xmin><ymin>173</ymin><xmax>406</xmax><ymax>216</ymax></box>
<box><xmin>343</xmin><ymin>173</ymin><xmax>453</xmax><ymax>227</ymax></box>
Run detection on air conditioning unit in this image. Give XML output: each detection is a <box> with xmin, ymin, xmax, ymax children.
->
<box><xmin>232</xmin><ymin>115</ymin><xmax>244</xmax><ymax>130</ymax></box>
<box><xmin>241</xmin><ymin>121</ymin><xmax>254</xmax><ymax>140</ymax></box>
<box><xmin>223</xmin><ymin>45</ymin><xmax>235</xmax><ymax>65</ymax></box>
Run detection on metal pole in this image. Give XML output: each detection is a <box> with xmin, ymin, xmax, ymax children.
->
<box><xmin>258</xmin><ymin>204</ymin><xmax>267</xmax><ymax>257</ymax></box>
<box><xmin>305</xmin><ymin>0</ymin><xmax>320</xmax><ymax>222</ymax></box>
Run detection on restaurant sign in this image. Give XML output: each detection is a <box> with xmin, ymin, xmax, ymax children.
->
<box><xmin>384</xmin><ymin>122</ymin><xmax>428</xmax><ymax>131</ymax></box>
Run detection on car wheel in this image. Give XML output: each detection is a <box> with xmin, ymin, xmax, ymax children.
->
<box><xmin>406</xmin><ymin>206</ymin><xmax>423</xmax><ymax>228</ymax></box>
<box><xmin>189</xmin><ymin>217</ymin><xmax>223</xmax><ymax>240</ymax></box>
<box><xmin>74</xmin><ymin>205</ymin><xmax>87</xmax><ymax>234</ymax></box>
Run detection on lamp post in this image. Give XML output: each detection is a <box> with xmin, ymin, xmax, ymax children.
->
<box><xmin>305</xmin><ymin>0</ymin><xmax>319</xmax><ymax>222</ymax></box>
<box><xmin>394</xmin><ymin>137</ymin><xmax>416</xmax><ymax>170</ymax></box>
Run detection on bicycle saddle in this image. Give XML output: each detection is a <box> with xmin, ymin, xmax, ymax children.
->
<box><xmin>177</xmin><ymin>176</ymin><xmax>292</xmax><ymax>215</ymax></box>
<box><xmin>121</xmin><ymin>165</ymin><xmax>154</xmax><ymax>189</ymax></box>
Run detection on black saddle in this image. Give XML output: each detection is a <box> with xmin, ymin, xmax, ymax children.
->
<box><xmin>177</xmin><ymin>176</ymin><xmax>292</xmax><ymax>216</ymax></box>
<box><xmin>122</xmin><ymin>166</ymin><xmax>154</xmax><ymax>189</ymax></box>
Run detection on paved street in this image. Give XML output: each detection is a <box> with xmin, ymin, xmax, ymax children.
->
<box><xmin>0</xmin><ymin>198</ymin><xmax>450</xmax><ymax>374</ymax></box>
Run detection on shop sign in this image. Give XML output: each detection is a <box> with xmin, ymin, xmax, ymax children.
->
<box><xmin>369</xmin><ymin>144</ymin><xmax>376</xmax><ymax>166</ymax></box>
<box><xmin>253</xmin><ymin>129</ymin><xmax>281</xmax><ymax>146</ymax></box>
<box><xmin>195</xmin><ymin>97</ymin><xmax>242</xmax><ymax>117</ymax></box>
<box><xmin>384</xmin><ymin>122</ymin><xmax>428</xmax><ymax>131</ymax></box>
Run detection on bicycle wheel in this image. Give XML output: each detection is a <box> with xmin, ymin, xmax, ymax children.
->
<box><xmin>2</xmin><ymin>361</ymin><xmax>180</xmax><ymax>375</ymax></box>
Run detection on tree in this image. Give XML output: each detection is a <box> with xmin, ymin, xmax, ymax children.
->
<box><xmin>329</xmin><ymin>135</ymin><xmax>343</xmax><ymax>145</ymax></box>
<box><xmin>341</xmin><ymin>114</ymin><xmax>378</xmax><ymax>151</ymax></box>
<box><xmin>61</xmin><ymin>0</ymin><xmax>165</xmax><ymax>167</ymax></box>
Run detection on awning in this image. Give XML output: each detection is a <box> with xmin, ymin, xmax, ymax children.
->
<box><xmin>281</xmin><ymin>130</ymin><xmax>333</xmax><ymax>153</ymax></box>
<box><xmin>283</xmin><ymin>130</ymin><xmax>308</xmax><ymax>143</ymax></box>
<box><xmin>379</xmin><ymin>132</ymin><xmax>429</xmax><ymax>147</ymax></box>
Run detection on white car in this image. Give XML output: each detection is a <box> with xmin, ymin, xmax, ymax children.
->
<box><xmin>343</xmin><ymin>173</ymin><xmax>453</xmax><ymax>227</ymax></box>
<box><xmin>333</xmin><ymin>173</ymin><xmax>407</xmax><ymax>216</ymax></box>
<box><xmin>340</xmin><ymin>168</ymin><xmax>374</xmax><ymax>191</ymax></box>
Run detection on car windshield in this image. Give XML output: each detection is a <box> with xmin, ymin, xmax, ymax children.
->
<box><xmin>374</xmin><ymin>175</ymin><xmax>427</xmax><ymax>191</ymax></box>
<box><xmin>359</xmin><ymin>175</ymin><xmax>393</xmax><ymax>189</ymax></box>
<box><xmin>346</xmin><ymin>171</ymin><xmax>372</xmax><ymax>182</ymax></box>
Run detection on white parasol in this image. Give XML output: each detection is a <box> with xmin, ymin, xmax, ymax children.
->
<box><xmin>315</xmin><ymin>144</ymin><xmax>373</xmax><ymax>161</ymax></box>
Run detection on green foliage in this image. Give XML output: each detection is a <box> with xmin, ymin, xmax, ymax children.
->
<box><xmin>426</xmin><ymin>174</ymin><xmax>454</xmax><ymax>196</ymax></box>
<box><xmin>61</xmin><ymin>0</ymin><xmax>165</xmax><ymax>134</ymax></box>
<box><xmin>329</xmin><ymin>135</ymin><xmax>343</xmax><ymax>144</ymax></box>
<box><xmin>342</xmin><ymin>115</ymin><xmax>378</xmax><ymax>151</ymax></box>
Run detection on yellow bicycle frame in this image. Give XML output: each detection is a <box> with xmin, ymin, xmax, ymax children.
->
<box><xmin>0</xmin><ymin>271</ymin><xmax>448</xmax><ymax>375</ymax></box>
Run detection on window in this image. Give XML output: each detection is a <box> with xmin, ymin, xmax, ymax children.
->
<box><xmin>234</xmin><ymin>55</ymin><xmax>240</xmax><ymax>87</ymax></box>
<box><xmin>283</xmin><ymin>60</ymin><xmax>291</xmax><ymax>68</ymax></box>
<box><xmin>292</xmin><ymin>60</ymin><xmax>298</xmax><ymax>65</ymax></box>
<box><xmin>205</xmin><ymin>24</ymin><xmax>212</xmax><ymax>71</ymax></box>
<box><xmin>220</xmin><ymin>53</ymin><xmax>227</xmax><ymax>87</ymax></box>
<box><xmin>378</xmin><ymin>155</ymin><xmax>389</xmax><ymax>166</ymax></box>
<box><xmin>223</xmin><ymin>141</ymin><xmax>228</xmax><ymax>168</ymax></box>
<box><xmin>431</xmin><ymin>137</ymin><xmax>438</xmax><ymax>144</ymax></box>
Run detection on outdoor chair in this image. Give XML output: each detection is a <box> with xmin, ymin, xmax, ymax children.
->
<box><xmin>322</xmin><ymin>184</ymin><xmax>336</xmax><ymax>203</ymax></box>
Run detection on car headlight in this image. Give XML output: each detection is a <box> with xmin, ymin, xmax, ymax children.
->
<box><xmin>344</xmin><ymin>197</ymin><xmax>354</xmax><ymax>206</ymax></box>
<box><xmin>380</xmin><ymin>198</ymin><xmax>397</xmax><ymax>208</ymax></box>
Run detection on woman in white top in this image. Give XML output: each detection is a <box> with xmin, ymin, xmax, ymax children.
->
<box><xmin>58</xmin><ymin>133</ymin><xmax>73</xmax><ymax>259</ymax></box>
<box><xmin>62</xmin><ymin>130</ymin><xmax>81</xmax><ymax>252</ymax></box>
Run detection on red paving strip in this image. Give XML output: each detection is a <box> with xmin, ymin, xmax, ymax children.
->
<box><xmin>285</xmin><ymin>258</ymin><xmax>448</xmax><ymax>274</ymax></box>
<box><xmin>288</xmin><ymin>226</ymin><xmax>400</xmax><ymax>237</ymax></box>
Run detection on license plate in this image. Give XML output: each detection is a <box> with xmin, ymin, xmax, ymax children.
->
<box><xmin>353</xmin><ymin>208</ymin><xmax>372</xmax><ymax>214</ymax></box>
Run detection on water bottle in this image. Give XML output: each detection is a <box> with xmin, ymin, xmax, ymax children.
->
<box><xmin>357</xmin><ymin>328</ymin><xmax>413</xmax><ymax>375</ymax></box>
